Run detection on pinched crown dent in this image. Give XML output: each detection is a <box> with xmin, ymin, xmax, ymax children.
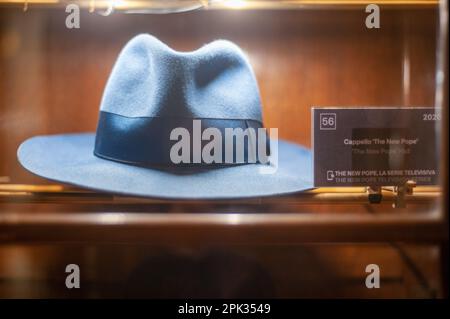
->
<box><xmin>99</xmin><ymin>34</ymin><xmax>263</xmax><ymax>123</ymax></box>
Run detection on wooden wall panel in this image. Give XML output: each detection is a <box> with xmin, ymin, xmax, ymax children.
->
<box><xmin>0</xmin><ymin>243</ymin><xmax>443</xmax><ymax>298</ymax></box>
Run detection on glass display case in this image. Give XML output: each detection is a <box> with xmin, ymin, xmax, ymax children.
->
<box><xmin>0</xmin><ymin>0</ymin><xmax>448</xmax><ymax>299</ymax></box>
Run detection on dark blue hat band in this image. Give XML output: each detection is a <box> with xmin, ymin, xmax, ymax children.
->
<box><xmin>94</xmin><ymin>111</ymin><xmax>270</xmax><ymax>167</ymax></box>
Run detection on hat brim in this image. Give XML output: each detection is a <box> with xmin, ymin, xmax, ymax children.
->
<box><xmin>18</xmin><ymin>133</ymin><xmax>313</xmax><ymax>200</ymax></box>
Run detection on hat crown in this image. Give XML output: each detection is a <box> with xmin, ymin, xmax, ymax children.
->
<box><xmin>99</xmin><ymin>34</ymin><xmax>263</xmax><ymax>122</ymax></box>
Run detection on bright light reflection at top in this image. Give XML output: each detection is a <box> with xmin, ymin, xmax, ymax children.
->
<box><xmin>222</xmin><ymin>0</ymin><xmax>248</xmax><ymax>9</ymax></box>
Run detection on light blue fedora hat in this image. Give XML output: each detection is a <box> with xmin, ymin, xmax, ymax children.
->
<box><xmin>18</xmin><ymin>34</ymin><xmax>312</xmax><ymax>199</ymax></box>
